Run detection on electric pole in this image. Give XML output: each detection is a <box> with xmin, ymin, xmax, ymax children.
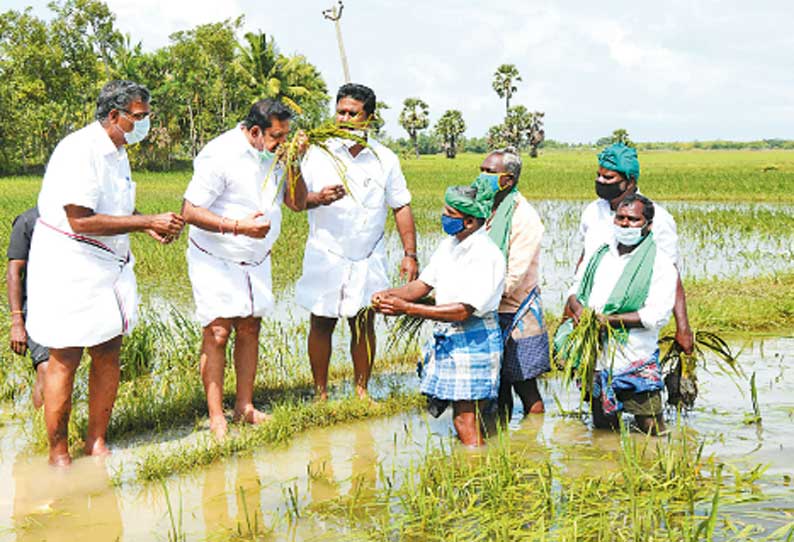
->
<box><xmin>322</xmin><ymin>1</ymin><xmax>351</xmax><ymax>83</ymax></box>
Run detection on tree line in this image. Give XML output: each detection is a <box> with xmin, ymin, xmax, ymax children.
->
<box><xmin>0</xmin><ymin>0</ymin><xmax>328</xmax><ymax>174</ymax></box>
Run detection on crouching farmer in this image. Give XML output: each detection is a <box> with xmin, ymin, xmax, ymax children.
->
<box><xmin>372</xmin><ymin>186</ymin><xmax>505</xmax><ymax>446</ymax></box>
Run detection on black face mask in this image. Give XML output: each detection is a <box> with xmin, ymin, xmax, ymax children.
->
<box><xmin>595</xmin><ymin>180</ymin><xmax>625</xmax><ymax>201</ymax></box>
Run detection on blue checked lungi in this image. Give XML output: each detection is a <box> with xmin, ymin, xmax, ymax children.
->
<box><xmin>498</xmin><ymin>287</ymin><xmax>551</xmax><ymax>384</ymax></box>
<box><xmin>417</xmin><ymin>312</ymin><xmax>502</xmax><ymax>402</ymax></box>
<box><xmin>592</xmin><ymin>350</ymin><xmax>664</xmax><ymax>415</ymax></box>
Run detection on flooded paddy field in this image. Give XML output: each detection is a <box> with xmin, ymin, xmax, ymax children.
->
<box><xmin>0</xmin><ymin>338</ymin><xmax>791</xmax><ymax>541</ymax></box>
<box><xmin>1</xmin><ymin>152</ymin><xmax>793</xmax><ymax>540</ymax></box>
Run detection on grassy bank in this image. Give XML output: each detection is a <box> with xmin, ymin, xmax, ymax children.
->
<box><xmin>685</xmin><ymin>272</ymin><xmax>794</xmax><ymax>335</ymax></box>
<box><xmin>130</xmin><ymin>390</ymin><xmax>425</xmax><ymax>483</ymax></box>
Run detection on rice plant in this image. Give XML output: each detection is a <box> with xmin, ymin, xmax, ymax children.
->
<box><xmin>264</xmin><ymin>121</ymin><xmax>373</xmax><ymax>204</ymax></box>
<box><xmin>659</xmin><ymin>330</ymin><xmax>742</xmax><ymax>409</ymax></box>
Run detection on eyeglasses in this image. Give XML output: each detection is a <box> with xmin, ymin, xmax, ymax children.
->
<box><xmin>119</xmin><ymin>109</ymin><xmax>152</xmax><ymax>121</ymax></box>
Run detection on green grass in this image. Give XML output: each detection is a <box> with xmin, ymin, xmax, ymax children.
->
<box><xmin>2</xmin><ymin>149</ymin><xmax>793</xmax><ymax>303</ymax></box>
<box><xmin>131</xmin><ymin>390</ymin><xmax>424</xmax><ymax>483</ymax></box>
<box><xmin>309</xmin><ymin>424</ymin><xmax>793</xmax><ymax>541</ymax></box>
<box><xmin>684</xmin><ymin>272</ymin><xmax>794</xmax><ymax>334</ymax></box>
<box><xmin>0</xmin><ymin>149</ymin><xmax>793</xmax><ymax>486</ymax></box>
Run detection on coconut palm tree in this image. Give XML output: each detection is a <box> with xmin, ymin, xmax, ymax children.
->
<box><xmin>399</xmin><ymin>98</ymin><xmax>430</xmax><ymax>158</ymax></box>
<box><xmin>492</xmin><ymin>64</ymin><xmax>522</xmax><ymax>115</ymax></box>
<box><xmin>238</xmin><ymin>31</ymin><xmax>329</xmax><ymax>128</ymax></box>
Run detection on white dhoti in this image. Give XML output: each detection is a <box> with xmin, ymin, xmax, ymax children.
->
<box><xmin>26</xmin><ymin>219</ymin><xmax>139</xmax><ymax>349</ymax></box>
<box><xmin>295</xmin><ymin>235</ymin><xmax>388</xmax><ymax>318</ymax></box>
<box><xmin>187</xmin><ymin>238</ymin><xmax>274</xmax><ymax>327</ymax></box>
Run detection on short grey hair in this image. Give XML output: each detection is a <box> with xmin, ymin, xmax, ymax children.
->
<box><xmin>95</xmin><ymin>80</ymin><xmax>150</xmax><ymax>121</ymax></box>
<box><xmin>492</xmin><ymin>146</ymin><xmax>522</xmax><ymax>182</ymax></box>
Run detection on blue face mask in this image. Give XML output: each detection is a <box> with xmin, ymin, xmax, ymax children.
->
<box><xmin>441</xmin><ymin>214</ymin><xmax>465</xmax><ymax>236</ymax></box>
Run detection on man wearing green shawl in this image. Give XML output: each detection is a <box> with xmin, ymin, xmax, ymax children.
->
<box><xmin>371</xmin><ymin>186</ymin><xmax>505</xmax><ymax>446</ymax></box>
<box><xmin>566</xmin><ymin>194</ymin><xmax>676</xmax><ymax>434</ymax></box>
<box><xmin>577</xmin><ymin>143</ymin><xmax>694</xmax><ymax>356</ymax></box>
<box><xmin>474</xmin><ymin>148</ymin><xmax>550</xmax><ymax>423</ymax></box>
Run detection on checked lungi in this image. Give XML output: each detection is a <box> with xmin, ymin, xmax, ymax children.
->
<box><xmin>592</xmin><ymin>350</ymin><xmax>664</xmax><ymax>415</ymax></box>
<box><xmin>498</xmin><ymin>287</ymin><xmax>551</xmax><ymax>384</ymax></box>
<box><xmin>418</xmin><ymin>312</ymin><xmax>502</xmax><ymax>402</ymax></box>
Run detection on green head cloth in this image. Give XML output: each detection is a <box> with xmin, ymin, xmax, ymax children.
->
<box><xmin>444</xmin><ymin>185</ymin><xmax>489</xmax><ymax>219</ymax></box>
<box><xmin>598</xmin><ymin>143</ymin><xmax>640</xmax><ymax>183</ymax></box>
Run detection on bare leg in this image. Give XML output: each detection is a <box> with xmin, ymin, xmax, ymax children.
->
<box><xmin>635</xmin><ymin>414</ymin><xmax>665</xmax><ymax>436</ymax></box>
<box><xmin>44</xmin><ymin>347</ymin><xmax>83</xmax><ymax>466</ymax></box>
<box><xmin>309</xmin><ymin>314</ymin><xmax>337</xmax><ymax>401</ymax></box>
<box><xmin>497</xmin><ymin>378</ymin><xmax>514</xmax><ymax>426</ymax></box>
<box><xmin>591</xmin><ymin>396</ymin><xmax>620</xmax><ymax>431</ymax></box>
<box><xmin>347</xmin><ymin>309</ymin><xmax>376</xmax><ymax>400</ymax></box>
<box><xmin>452</xmin><ymin>400</ymin><xmax>487</xmax><ymax>446</ymax></box>
<box><xmin>32</xmin><ymin>361</ymin><xmax>49</xmax><ymax>410</ymax></box>
<box><xmin>84</xmin><ymin>335</ymin><xmax>122</xmax><ymax>457</ymax></box>
<box><xmin>231</xmin><ymin>317</ymin><xmax>268</xmax><ymax>424</ymax></box>
<box><xmin>200</xmin><ymin>318</ymin><xmax>233</xmax><ymax>439</ymax></box>
<box><xmin>514</xmin><ymin>378</ymin><xmax>545</xmax><ymax>415</ymax></box>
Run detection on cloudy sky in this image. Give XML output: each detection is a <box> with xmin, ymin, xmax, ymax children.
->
<box><xmin>8</xmin><ymin>0</ymin><xmax>794</xmax><ymax>142</ymax></box>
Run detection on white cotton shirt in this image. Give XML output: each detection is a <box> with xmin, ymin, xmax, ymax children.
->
<box><xmin>419</xmin><ymin>228</ymin><xmax>506</xmax><ymax>317</ymax></box>
<box><xmin>295</xmin><ymin>138</ymin><xmax>412</xmax><ymax>317</ymax></box>
<box><xmin>183</xmin><ymin>126</ymin><xmax>284</xmax><ymax>263</ymax></box>
<box><xmin>569</xmin><ymin>241</ymin><xmax>677</xmax><ymax>372</ymax></box>
<box><xmin>28</xmin><ymin>121</ymin><xmax>140</xmax><ymax>347</ymax></box>
<box><xmin>37</xmin><ymin>121</ymin><xmax>135</xmax><ymax>257</ymax></box>
<box><xmin>578</xmin><ymin>196</ymin><xmax>679</xmax><ymax>265</ymax></box>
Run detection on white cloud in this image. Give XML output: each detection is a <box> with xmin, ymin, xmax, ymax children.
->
<box><xmin>6</xmin><ymin>0</ymin><xmax>794</xmax><ymax>141</ymax></box>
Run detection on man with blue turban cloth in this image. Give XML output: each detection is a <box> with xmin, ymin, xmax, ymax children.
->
<box><xmin>576</xmin><ymin>143</ymin><xmax>693</xmax><ymax>355</ymax></box>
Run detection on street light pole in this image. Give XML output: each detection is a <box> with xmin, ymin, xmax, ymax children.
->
<box><xmin>322</xmin><ymin>1</ymin><xmax>351</xmax><ymax>83</ymax></box>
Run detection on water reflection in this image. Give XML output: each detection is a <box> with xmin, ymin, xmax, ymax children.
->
<box><xmin>12</xmin><ymin>456</ymin><xmax>122</xmax><ymax>542</ymax></box>
<box><xmin>1</xmin><ymin>336</ymin><xmax>792</xmax><ymax>541</ymax></box>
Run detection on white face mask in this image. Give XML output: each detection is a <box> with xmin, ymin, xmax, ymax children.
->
<box><xmin>613</xmin><ymin>224</ymin><xmax>646</xmax><ymax>246</ymax></box>
<box><xmin>122</xmin><ymin>116</ymin><xmax>150</xmax><ymax>145</ymax></box>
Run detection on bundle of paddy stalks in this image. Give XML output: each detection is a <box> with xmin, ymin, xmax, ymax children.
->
<box><xmin>554</xmin><ymin>308</ymin><xmax>617</xmax><ymax>402</ymax></box>
<box><xmin>659</xmin><ymin>330</ymin><xmax>741</xmax><ymax>409</ymax></box>
<box><xmin>384</xmin><ymin>296</ymin><xmax>436</xmax><ymax>352</ymax></box>
<box><xmin>263</xmin><ymin>121</ymin><xmax>371</xmax><ymax>203</ymax></box>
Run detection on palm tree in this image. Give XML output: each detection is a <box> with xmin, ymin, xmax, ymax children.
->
<box><xmin>492</xmin><ymin>64</ymin><xmax>522</xmax><ymax>115</ymax></box>
<box><xmin>399</xmin><ymin>98</ymin><xmax>430</xmax><ymax>158</ymax></box>
<box><xmin>435</xmin><ymin>110</ymin><xmax>466</xmax><ymax>158</ymax></box>
<box><xmin>238</xmin><ymin>31</ymin><xmax>329</xmax><ymax>127</ymax></box>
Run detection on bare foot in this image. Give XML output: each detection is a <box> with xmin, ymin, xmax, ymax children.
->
<box><xmin>232</xmin><ymin>406</ymin><xmax>272</xmax><ymax>425</ymax></box>
<box><xmin>209</xmin><ymin>415</ymin><xmax>228</xmax><ymax>440</ymax></box>
<box><xmin>314</xmin><ymin>389</ymin><xmax>329</xmax><ymax>402</ymax></box>
<box><xmin>49</xmin><ymin>452</ymin><xmax>72</xmax><ymax>467</ymax></box>
<box><xmin>85</xmin><ymin>437</ymin><xmax>112</xmax><ymax>457</ymax></box>
<box><xmin>354</xmin><ymin>387</ymin><xmax>377</xmax><ymax>406</ymax></box>
<box><xmin>32</xmin><ymin>363</ymin><xmax>47</xmax><ymax>410</ymax></box>
<box><xmin>528</xmin><ymin>400</ymin><xmax>545</xmax><ymax>414</ymax></box>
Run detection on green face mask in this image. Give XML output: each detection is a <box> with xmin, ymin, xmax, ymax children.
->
<box><xmin>258</xmin><ymin>147</ymin><xmax>276</xmax><ymax>162</ymax></box>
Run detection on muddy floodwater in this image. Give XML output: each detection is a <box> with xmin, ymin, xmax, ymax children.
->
<box><xmin>2</xmin><ymin>199</ymin><xmax>793</xmax><ymax>540</ymax></box>
<box><xmin>1</xmin><ymin>337</ymin><xmax>792</xmax><ymax>541</ymax></box>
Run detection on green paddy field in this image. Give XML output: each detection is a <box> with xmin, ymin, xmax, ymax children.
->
<box><xmin>0</xmin><ymin>149</ymin><xmax>792</xmax><ymax>541</ymax></box>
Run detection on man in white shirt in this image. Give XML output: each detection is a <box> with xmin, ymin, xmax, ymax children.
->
<box><xmin>475</xmin><ymin>148</ymin><xmax>550</xmax><ymax>422</ymax></box>
<box><xmin>372</xmin><ymin>186</ymin><xmax>505</xmax><ymax>446</ymax></box>
<box><xmin>26</xmin><ymin>80</ymin><xmax>185</xmax><ymax>466</ymax></box>
<box><xmin>567</xmin><ymin>194</ymin><xmax>676</xmax><ymax>434</ymax></box>
<box><xmin>577</xmin><ymin>143</ymin><xmax>693</xmax><ymax>355</ymax></box>
<box><xmin>182</xmin><ymin>99</ymin><xmax>307</xmax><ymax>439</ymax></box>
<box><xmin>296</xmin><ymin>83</ymin><xmax>418</xmax><ymax>401</ymax></box>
